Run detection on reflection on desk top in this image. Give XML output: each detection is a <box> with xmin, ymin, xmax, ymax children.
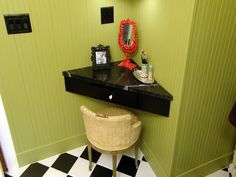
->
<box><xmin>63</xmin><ymin>61</ymin><xmax>173</xmax><ymax>101</ymax></box>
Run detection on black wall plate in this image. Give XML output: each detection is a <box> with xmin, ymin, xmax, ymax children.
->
<box><xmin>4</xmin><ymin>14</ymin><xmax>32</xmax><ymax>34</ymax></box>
<box><xmin>101</xmin><ymin>7</ymin><xmax>114</xmax><ymax>24</ymax></box>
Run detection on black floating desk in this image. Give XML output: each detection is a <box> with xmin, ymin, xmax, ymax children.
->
<box><xmin>62</xmin><ymin>61</ymin><xmax>173</xmax><ymax>117</ymax></box>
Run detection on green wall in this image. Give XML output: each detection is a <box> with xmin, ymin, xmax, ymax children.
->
<box><xmin>0</xmin><ymin>0</ymin><xmax>134</xmax><ymax>166</ymax></box>
<box><xmin>131</xmin><ymin>0</ymin><xmax>236</xmax><ymax>176</ymax></box>
<box><xmin>172</xmin><ymin>0</ymin><xmax>236</xmax><ymax>176</ymax></box>
<box><xmin>1</xmin><ymin>0</ymin><xmax>236</xmax><ymax>176</ymax></box>
<box><xmin>132</xmin><ymin>0</ymin><xmax>195</xmax><ymax>176</ymax></box>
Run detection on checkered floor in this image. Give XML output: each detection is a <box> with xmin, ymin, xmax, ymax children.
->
<box><xmin>4</xmin><ymin>145</ymin><xmax>232</xmax><ymax>177</ymax></box>
<box><xmin>5</xmin><ymin>145</ymin><xmax>156</xmax><ymax>177</ymax></box>
<box><xmin>206</xmin><ymin>167</ymin><xmax>232</xmax><ymax>177</ymax></box>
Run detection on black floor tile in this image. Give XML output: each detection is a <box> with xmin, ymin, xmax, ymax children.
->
<box><xmin>51</xmin><ymin>153</ymin><xmax>78</xmax><ymax>173</ymax></box>
<box><xmin>80</xmin><ymin>146</ymin><xmax>102</xmax><ymax>163</ymax></box>
<box><xmin>20</xmin><ymin>163</ymin><xmax>49</xmax><ymax>177</ymax></box>
<box><xmin>90</xmin><ymin>165</ymin><xmax>112</xmax><ymax>177</ymax></box>
<box><xmin>142</xmin><ymin>156</ymin><xmax>147</xmax><ymax>162</ymax></box>
<box><xmin>4</xmin><ymin>174</ymin><xmax>13</xmax><ymax>177</ymax></box>
<box><xmin>223</xmin><ymin>167</ymin><xmax>229</xmax><ymax>172</ymax></box>
<box><xmin>117</xmin><ymin>155</ymin><xmax>140</xmax><ymax>177</ymax></box>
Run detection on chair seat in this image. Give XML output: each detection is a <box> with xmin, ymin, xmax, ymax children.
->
<box><xmin>91</xmin><ymin>107</ymin><xmax>140</xmax><ymax>152</ymax></box>
<box><xmin>80</xmin><ymin>105</ymin><xmax>142</xmax><ymax>177</ymax></box>
<box><xmin>81</xmin><ymin>106</ymin><xmax>141</xmax><ymax>151</ymax></box>
<box><xmin>97</xmin><ymin>107</ymin><xmax>139</xmax><ymax>125</ymax></box>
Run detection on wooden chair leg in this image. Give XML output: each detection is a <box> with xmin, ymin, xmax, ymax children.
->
<box><xmin>88</xmin><ymin>144</ymin><xmax>92</xmax><ymax>171</ymax></box>
<box><xmin>112</xmin><ymin>152</ymin><xmax>117</xmax><ymax>177</ymax></box>
<box><xmin>135</xmin><ymin>145</ymin><xmax>138</xmax><ymax>169</ymax></box>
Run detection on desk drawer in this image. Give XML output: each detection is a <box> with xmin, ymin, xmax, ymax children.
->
<box><xmin>137</xmin><ymin>94</ymin><xmax>171</xmax><ymax>117</ymax></box>
<box><xmin>65</xmin><ymin>77</ymin><xmax>137</xmax><ymax>107</ymax></box>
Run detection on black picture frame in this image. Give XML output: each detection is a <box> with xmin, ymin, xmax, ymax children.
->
<box><xmin>91</xmin><ymin>44</ymin><xmax>111</xmax><ymax>70</ymax></box>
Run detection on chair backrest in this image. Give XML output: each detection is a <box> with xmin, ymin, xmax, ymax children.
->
<box><xmin>80</xmin><ymin>105</ymin><xmax>135</xmax><ymax>151</ymax></box>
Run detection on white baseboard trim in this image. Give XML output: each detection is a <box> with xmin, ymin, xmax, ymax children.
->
<box><xmin>0</xmin><ymin>96</ymin><xmax>19</xmax><ymax>174</ymax></box>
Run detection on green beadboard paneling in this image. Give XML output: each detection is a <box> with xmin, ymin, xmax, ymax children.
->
<box><xmin>131</xmin><ymin>0</ymin><xmax>196</xmax><ymax>176</ymax></box>
<box><xmin>172</xmin><ymin>0</ymin><xmax>236</xmax><ymax>176</ymax></box>
<box><xmin>17</xmin><ymin>134</ymin><xmax>87</xmax><ymax>166</ymax></box>
<box><xmin>176</xmin><ymin>153</ymin><xmax>232</xmax><ymax>177</ymax></box>
<box><xmin>1</xmin><ymin>0</ymin><xmax>235</xmax><ymax>175</ymax></box>
<box><xmin>0</xmin><ymin>0</ymin><xmax>134</xmax><ymax>166</ymax></box>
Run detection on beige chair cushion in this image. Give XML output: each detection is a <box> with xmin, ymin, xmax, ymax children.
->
<box><xmin>80</xmin><ymin>105</ymin><xmax>142</xmax><ymax>151</ymax></box>
<box><xmin>97</xmin><ymin>107</ymin><xmax>139</xmax><ymax>124</ymax></box>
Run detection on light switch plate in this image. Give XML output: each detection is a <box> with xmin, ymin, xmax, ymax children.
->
<box><xmin>101</xmin><ymin>7</ymin><xmax>114</xmax><ymax>24</ymax></box>
<box><xmin>4</xmin><ymin>14</ymin><xmax>32</xmax><ymax>34</ymax></box>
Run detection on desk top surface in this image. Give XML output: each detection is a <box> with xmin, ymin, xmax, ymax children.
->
<box><xmin>63</xmin><ymin>61</ymin><xmax>173</xmax><ymax>101</ymax></box>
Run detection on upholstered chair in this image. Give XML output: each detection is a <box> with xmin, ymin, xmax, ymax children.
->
<box><xmin>80</xmin><ymin>105</ymin><xmax>142</xmax><ymax>177</ymax></box>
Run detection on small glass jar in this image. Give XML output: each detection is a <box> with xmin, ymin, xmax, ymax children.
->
<box><xmin>141</xmin><ymin>63</ymin><xmax>148</xmax><ymax>78</ymax></box>
<box><xmin>148</xmin><ymin>64</ymin><xmax>153</xmax><ymax>80</ymax></box>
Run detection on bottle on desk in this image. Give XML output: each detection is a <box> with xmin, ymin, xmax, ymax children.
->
<box><xmin>148</xmin><ymin>64</ymin><xmax>153</xmax><ymax>80</ymax></box>
<box><xmin>141</xmin><ymin>62</ymin><xmax>148</xmax><ymax>78</ymax></box>
<box><xmin>141</xmin><ymin>50</ymin><xmax>148</xmax><ymax>78</ymax></box>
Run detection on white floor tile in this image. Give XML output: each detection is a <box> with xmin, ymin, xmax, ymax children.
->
<box><xmin>68</xmin><ymin>157</ymin><xmax>95</xmax><ymax>177</ymax></box>
<box><xmin>96</xmin><ymin>153</ymin><xmax>122</xmax><ymax>170</ymax></box>
<box><xmin>39</xmin><ymin>154</ymin><xmax>59</xmax><ymax>167</ymax></box>
<box><xmin>43</xmin><ymin>168</ymin><xmax>67</xmax><ymax>177</ymax></box>
<box><xmin>136</xmin><ymin>161</ymin><xmax>157</xmax><ymax>177</ymax></box>
<box><xmin>67</xmin><ymin>145</ymin><xmax>87</xmax><ymax>157</ymax></box>
<box><xmin>205</xmin><ymin>169</ymin><xmax>229</xmax><ymax>177</ymax></box>
<box><xmin>7</xmin><ymin>164</ymin><xmax>29</xmax><ymax>177</ymax></box>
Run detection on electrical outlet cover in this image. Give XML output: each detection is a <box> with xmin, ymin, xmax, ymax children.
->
<box><xmin>101</xmin><ymin>7</ymin><xmax>114</xmax><ymax>24</ymax></box>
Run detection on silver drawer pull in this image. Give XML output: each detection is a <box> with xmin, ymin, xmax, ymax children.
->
<box><xmin>109</xmin><ymin>94</ymin><xmax>113</xmax><ymax>100</ymax></box>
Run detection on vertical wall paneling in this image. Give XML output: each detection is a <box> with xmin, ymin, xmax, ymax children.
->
<box><xmin>1</xmin><ymin>0</ymin><xmax>236</xmax><ymax>175</ymax></box>
<box><xmin>132</xmin><ymin>0</ymin><xmax>196</xmax><ymax>176</ymax></box>
<box><xmin>172</xmin><ymin>0</ymin><xmax>236</xmax><ymax>176</ymax></box>
<box><xmin>0</xmin><ymin>0</ymin><xmax>132</xmax><ymax>166</ymax></box>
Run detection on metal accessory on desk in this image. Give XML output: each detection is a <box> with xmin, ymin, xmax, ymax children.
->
<box><xmin>66</xmin><ymin>71</ymin><xmax>71</xmax><ymax>77</ymax></box>
<box><xmin>123</xmin><ymin>83</ymin><xmax>158</xmax><ymax>91</ymax></box>
<box><xmin>133</xmin><ymin>68</ymin><xmax>155</xmax><ymax>84</ymax></box>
